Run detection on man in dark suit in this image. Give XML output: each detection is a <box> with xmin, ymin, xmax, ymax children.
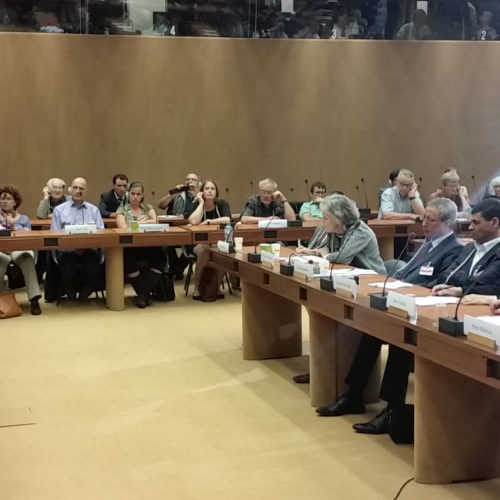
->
<box><xmin>99</xmin><ymin>173</ymin><xmax>128</xmax><ymax>218</ymax></box>
<box><xmin>432</xmin><ymin>198</ymin><xmax>500</xmax><ymax>297</ymax></box>
<box><xmin>316</xmin><ymin>198</ymin><xmax>463</xmax><ymax>434</ymax></box>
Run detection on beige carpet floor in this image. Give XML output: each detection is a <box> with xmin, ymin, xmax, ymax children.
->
<box><xmin>0</xmin><ymin>283</ymin><xmax>499</xmax><ymax>500</ymax></box>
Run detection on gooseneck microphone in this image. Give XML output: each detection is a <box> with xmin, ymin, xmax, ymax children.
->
<box><xmin>355</xmin><ymin>185</ymin><xmax>361</xmax><ymax>207</ymax></box>
<box><xmin>471</xmin><ymin>174</ymin><xmax>480</xmax><ymax>203</ymax></box>
<box><xmin>248</xmin><ymin>206</ymin><xmax>277</xmax><ymax>264</ymax></box>
<box><xmin>320</xmin><ymin>221</ymin><xmax>361</xmax><ymax>291</ymax></box>
<box><xmin>418</xmin><ymin>177</ymin><xmax>426</xmax><ymax>204</ymax></box>
<box><xmin>225</xmin><ymin>188</ymin><xmax>230</xmax><ymax>204</ymax></box>
<box><xmin>438</xmin><ymin>277</ymin><xmax>482</xmax><ymax>337</ymax></box>
<box><xmin>250</xmin><ymin>180</ymin><xmax>254</xmax><ymax>195</ymax></box>
<box><xmin>360</xmin><ymin>178</ymin><xmax>369</xmax><ymax>209</ymax></box>
<box><xmin>369</xmin><ymin>232</ymin><xmax>417</xmax><ymax>310</ymax></box>
<box><xmin>304</xmin><ymin>179</ymin><xmax>310</xmax><ymax>200</ymax></box>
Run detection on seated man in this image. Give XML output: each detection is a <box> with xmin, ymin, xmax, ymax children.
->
<box><xmin>299</xmin><ymin>181</ymin><xmax>327</xmax><ymax>221</ymax></box>
<box><xmin>99</xmin><ymin>173</ymin><xmax>128</xmax><ymax>218</ymax></box>
<box><xmin>316</xmin><ymin>198</ymin><xmax>463</xmax><ymax>435</ymax></box>
<box><xmin>428</xmin><ymin>170</ymin><xmax>470</xmax><ymax>218</ymax></box>
<box><xmin>51</xmin><ymin>177</ymin><xmax>105</xmax><ymax>301</ymax></box>
<box><xmin>432</xmin><ymin>198</ymin><xmax>500</xmax><ymax>298</ymax></box>
<box><xmin>240</xmin><ymin>178</ymin><xmax>296</xmax><ymax>223</ymax></box>
<box><xmin>37</xmin><ymin>177</ymin><xmax>69</xmax><ymax>219</ymax></box>
<box><xmin>157</xmin><ymin>173</ymin><xmax>201</xmax><ymax>280</ymax></box>
<box><xmin>378</xmin><ymin>168</ymin><xmax>425</xmax><ymax>220</ymax></box>
<box><xmin>157</xmin><ymin>172</ymin><xmax>200</xmax><ymax>216</ymax></box>
<box><xmin>377</xmin><ymin>169</ymin><xmax>399</xmax><ymax>205</ymax></box>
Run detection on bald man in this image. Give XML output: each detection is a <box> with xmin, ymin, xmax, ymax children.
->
<box><xmin>51</xmin><ymin>177</ymin><xmax>104</xmax><ymax>301</ymax></box>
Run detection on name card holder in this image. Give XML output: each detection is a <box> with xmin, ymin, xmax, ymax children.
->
<box><xmin>217</xmin><ymin>240</ymin><xmax>235</xmax><ymax>254</ymax></box>
<box><xmin>334</xmin><ymin>275</ymin><xmax>358</xmax><ymax>300</ymax></box>
<box><xmin>260</xmin><ymin>250</ymin><xmax>276</xmax><ymax>269</ymax></box>
<box><xmin>463</xmin><ymin>315</ymin><xmax>500</xmax><ymax>350</ymax></box>
<box><xmin>386</xmin><ymin>292</ymin><xmax>416</xmax><ymax>321</ymax></box>
<box><xmin>387</xmin><ymin>305</ymin><xmax>410</xmax><ymax>320</ymax></box>
<box><xmin>64</xmin><ymin>224</ymin><xmax>97</xmax><ymax>234</ymax></box>
<box><xmin>258</xmin><ymin>219</ymin><xmax>288</xmax><ymax>229</ymax></box>
<box><xmin>468</xmin><ymin>332</ymin><xmax>497</xmax><ymax>350</ymax></box>
<box><xmin>139</xmin><ymin>224</ymin><xmax>169</xmax><ymax>233</ymax></box>
<box><xmin>293</xmin><ymin>260</ymin><xmax>314</xmax><ymax>281</ymax></box>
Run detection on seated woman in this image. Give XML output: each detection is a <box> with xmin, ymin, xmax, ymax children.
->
<box><xmin>296</xmin><ymin>193</ymin><xmax>386</xmax><ymax>274</ymax></box>
<box><xmin>37</xmin><ymin>178</ymin><xmax>69</xmax><ymax>219</ymax></box>
<box><xmin>428</xmin><ymin>171</ymin><xmax>470</xmax><ymax>218</ymax></box>
<box><xmin>187</xmin><ymin>180</ymin><xmax>231</xmax><ymax>301</ymax></box>
<box><xmin>0</xmin><ymin>185</ymin><xmax>42</xmax><ymax>315</ymax></box>
<box><xmin>116</xmin><ymin>182</ymin><xmax>166</xmax><ymax>308</ymax></box>
<box><xmin>487</xmin><ymin>176</ymin><xmax>500</xmax><ymax>199</ymax></box>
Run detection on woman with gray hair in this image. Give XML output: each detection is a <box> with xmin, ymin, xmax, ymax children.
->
<box><xmin>488</xmin><ymin>176</ymin><xmax>500</xmax><ymax>198</ymax></box>
<box><xmin>297</xmin><ymin>194</ymin><xmax>385</xmax><ymax>274</ymax></box>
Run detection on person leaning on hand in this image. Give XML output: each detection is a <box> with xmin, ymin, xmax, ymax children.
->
<box><xmin>37</xmin><ymin>177</ymin><xmax>69</xmax><ymax>219</ymax></box>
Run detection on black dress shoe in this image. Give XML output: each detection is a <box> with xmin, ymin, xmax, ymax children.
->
<box><xmin>293</xmin><ymin>373</ymin><xmax>310</xmax><ymax>384</ymax></box>
<box><xmin>316</xmin><ymin>393</ymin><xmax>365</xmax><ymax>417</ymax></box>
<box><xmin>353</xmin><ymin>406</ymin><xmax>391</xmax><ymax>434</ymax></box>
<box><xmin>30</xmin><ymin>299</ymin><xmax>41</xmax><ymax>316</ymax></box>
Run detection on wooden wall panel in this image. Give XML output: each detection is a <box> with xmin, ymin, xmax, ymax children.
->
<box><xmin>0</xmin><ymin>34</ymin><xmax>498</xmax><ymax>216</ymax></box>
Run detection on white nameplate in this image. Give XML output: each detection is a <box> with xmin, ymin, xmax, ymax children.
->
<box><xmin>217</xmin><ymin>241</ymin><xmax>231</xmax><ymax>253</ymax></box>
<box><xmin>334</xmin><ymin>275</ymin><xmax>358</xmax><ymax>299</ymax></box>
<box><xmin>258</xmin><ymin>219</ymin><xmax>288</xmax><ymax>229</ymax></box>
<box><xmin>387</xmin><ymin>291</ymin><xmax>417</xmax><ymax>320</ymax></box>
<box><xmin>64</xmin><ymin>224</ymin><xmax>97</xmax><ymax>234</ymax></box>
<box><xmin>293</xmin><ymin>260</ymin><xmax>314</xmax><ymax>279</ymax></box>
<box><xmin>139</xmin><ymin>224</ymin><xmax>169</xmax><ymax>233</ymax></box>
<box><xmin>260</xmin><ymin>250</ymin><xmax>276</xmax><ymax>265</ymax></box>
<box><xmin>464</xmin><ymin>315</ymin><xmax>500</xmax><ymax>350</ymax></box>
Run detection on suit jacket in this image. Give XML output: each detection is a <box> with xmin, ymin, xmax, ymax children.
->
<box><xmin>99</xmin><ymin>190</ymin><xmax>123</xmax><ymax>217</ymax></box>
<box><xmin>437</xmin><ymin>241</ymin><xmax>500</xmax><ymax>295</ymax></box>
<box><xmin>394</xmin><ymin>233</ymin><xmax>463</xmax><ymax>288</ymax></box>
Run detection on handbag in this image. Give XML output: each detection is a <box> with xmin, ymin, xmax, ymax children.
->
<box><xmin>153</xmin><ymin>273</ymin><xmax>176</xmax><ymax>302</ymax></box>
<box><xmin>0</xmin><ymin>292</ymin><xmax>22</xmax><ymax>319</ymax></box>
<box><xmin>7</xmin><ymin>263</ymin><xmax>26</xmax><ymax>289</ymax></box>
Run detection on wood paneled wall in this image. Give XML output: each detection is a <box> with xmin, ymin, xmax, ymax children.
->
<box><xmin>0</xmin><ymin>33</ymin><xmax>498</xmax><ymax>216</ymax></box>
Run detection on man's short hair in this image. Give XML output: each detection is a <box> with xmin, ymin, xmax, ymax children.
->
<box><xmin>441</xmin><ymin>171</ymin><xmax>459</xmax><ymax>186</ymax></box>
<box><xmin>427</xmin><ymin>198</ymin><xmax>457</xmax><ymax>227</ymax></box>
<box><xmin>389</xmin><ymin>170</ymin><xmax>400</xmax><ymax>182</ymax></box>
<box><xmin>113</xmin><ymin>173</ymin><xmax>128</xmax><ymax>184</ymax></box>
<box><xmin>472</xmin><ymin>198</ymin><xmax>500</xmax><ymax>220</ymax></box>
<box><xmin>397</xmin><ymin>169</ymin><xmax>414</xmax><ymax>180</ymax></box>
<box><xmin>310</xmin><ymin>181</ymin><xmax>326</xmax><ymax>194</ymax></box>
<box><xmin>258</xmin><ymin>178</ymin><xmax>278</xmax><ymax>191</ymax></box>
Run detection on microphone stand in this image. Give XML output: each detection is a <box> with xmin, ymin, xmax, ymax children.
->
<box><xmin>248</xmin><ymin>207</ymin><xmax>277</xmax><ymax>264</ymax></box>
<box><xmin>359</xmin><ymin>178</ymin><xmax>371</xmax><ymax>220</ymax></box>
<box><xmin>369</xmin><ymin>232</ymin><xmax>416</xmax><ymax>310</ymax></box>
<box><xmin>304</xmin><ymin>179</ymin><xmax>310</xmax><ymax>200</ymax></box>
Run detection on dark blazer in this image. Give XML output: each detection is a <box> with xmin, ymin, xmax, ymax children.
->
<box><xmin>99</xmin><ymin>190</ymin><xmax>123</xmax><ymax>218</ymax></box>
<box><xmin>438</xmin><ymin>241</ymin><xmax>500</xmax><ymax>295</ymax></box>
<box><xmin>394</xmin><ymin>233</ymin><xmax>463</xmax><ymax>288</ymax></box>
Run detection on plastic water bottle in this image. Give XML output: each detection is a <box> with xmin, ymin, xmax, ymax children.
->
<box><xmin>224</xmin><ymin>223</ymin><xmax>233</xmax><ymax>244</ymax></box>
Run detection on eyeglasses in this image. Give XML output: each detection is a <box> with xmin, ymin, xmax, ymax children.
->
<box><xmin>313</xmin><ymin>190</ymin><xmax>326</xmax><ymax>195</ymax></box>
<box><xmin>260</xmin><ymin>190</ymin><xmax>274</xmax><ymax>196</ymax></box>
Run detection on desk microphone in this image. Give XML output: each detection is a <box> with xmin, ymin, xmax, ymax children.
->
<box><xmin>250</xmin><ymin>180</ymin><xmax>254</xmax><ymax>195</ymax></box>
<box><xmin>360</xmin><ymin>178</ymin><xmax>369</xmax><ymax>209</ymax></box>
<box><xmin>438</xmin><ymin>275</ymin><xmax>483</xmax><ymax>337</ymax></box>
<box><xmin>248</xmin><ymin>206</ymin><xmax>277</xmax><ymax>263</ymax></box>
<box><xmin>359</xmin><ymin>178</ymin><xmax>371</xmax><ymax>220</ymax></box>
<box><xmin>355</xmin><ymin>185</ymin><xmax>361</xmax><ymax>207</ymax></box>
<box><xmin>320</xmin><ymin>221</ymin><xmax>360</xmax><ymax>291</ymax></box>
<box><xmin>418</xmin><ymin>177</ymin><xmax>426</xmax><ymax>204</ymax></box>
<box><xmin>225</xmin><ymin>187</ymin><xmax>230</xmax><ymax>204</ymax></box>
<box><xmin>471</xmin><ymin>174</ymin><xmax>479</xmax><ymax>203</ymax></box>
<box><xmin>370</xmin><ymin>232</ymin><xmax>416</xmax><ymax>310</ymax></box>
<box><xmin>304</xmin><ymin>179</ymin><xmax>310</xmax><ymax>200</ymax></box>
<box><xmin>280</xmin><ymin>251</ymin><xmax>299</xmax><ymax>276</ymax></box>
<box><xmin>151</xmin><ymin>190</ymin><xmax>156</xmax><ymax>207</ymax></box>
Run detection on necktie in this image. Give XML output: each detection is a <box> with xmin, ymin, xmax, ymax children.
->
<box><xmin>410</xmin><ymin>240</ymin><xmax>433</xmax><ymax>267</ymax></box>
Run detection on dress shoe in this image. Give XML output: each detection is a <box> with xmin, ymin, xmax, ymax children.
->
<box><xmin>293</xmin><ymin>373</ymin><xmax>310</xmax><ymax>384</ymax></box>
<box><xmin>316</xmin><ymin>392</ymin><xmax>365</xmax><ymax>417</ymax></box>
<box><xmin>78</xmin><ymin>285</ymin><xmax>94</xmax><ymax>301</ymax></box>
<box><xmin>353</xmin><ymin>406</ymin><xmax>391</xmax><ymax>434</ymax></box>
<box><xmin>133</xmin><ymin>296</ymin><xmax>147</xmax><ymax>308</ymax></box>
<box><xmin>30</xmin><ymin>299</ymin><xmax>41</xmax><ymax>316</ymax></box>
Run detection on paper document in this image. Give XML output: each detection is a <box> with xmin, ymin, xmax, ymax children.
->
<box><xmin>415</xmin><ymin>296</ymin><xmax>459</xmax><ymax>306</ymax></box>
<box><xmin>368</xmin><ymin>281</ymin><xmax>412</xmax><ymax>290</ymax></box>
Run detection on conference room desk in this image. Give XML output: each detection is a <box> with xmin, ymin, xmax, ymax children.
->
<box><xmin>30</xmin><ymin>218</ymin><xmax>117</xmax><ymax>230</ymax></box>
<box><xmin>2</xmin><ymin>227</ymin><xmax>191</xmax><ymax>311</ymax></box>
<box><xmin>209</xmin><ymin>247</ymin><xmax>500</xmax><ymax>485</ymax></box>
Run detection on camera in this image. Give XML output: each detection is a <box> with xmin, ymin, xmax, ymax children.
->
<box><xmin>169</xmin><ymin>185</ymin><xmax>190</xmax><ymax>195</ymax></box>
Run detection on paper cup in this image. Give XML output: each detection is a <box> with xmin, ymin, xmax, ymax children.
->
<box><xmin>271</xmin><ymin>243</ymin><xmax>281</xmax><ymax>258</ymax></box>
<box><xmin>234</xmin><ymin>237</ymin><xmax>243</xmax><ymax>251</ymax></box>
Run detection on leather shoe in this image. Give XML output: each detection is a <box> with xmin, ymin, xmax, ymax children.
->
<box><xmin>78</xmin><ymin>285</ymin><xmax>94</xmax><ymax>301</ymax></box>
<box><xmin>292</xmin><ymin>373</ymin><xmax>310</xmax><ymax>384</ymax></box>
<box><xmin>353</xmin><ymin>406</ymin><xmax>391</xmax><ymax>434</ymax></box>
<box><xmin>30</xmin><ymin>299</ymin><xmax>41</xmax><ymax>316</ymax></box>
<box><xmin>316</xmin><ymin>393</ymin><xmax>365</xmax><ymax>417</ymax></box>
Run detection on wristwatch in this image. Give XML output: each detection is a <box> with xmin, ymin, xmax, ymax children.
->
<box><xmin>409</xmin><ymin>196</ymin><xmax>416</xmax><ymax>200</ymax></box>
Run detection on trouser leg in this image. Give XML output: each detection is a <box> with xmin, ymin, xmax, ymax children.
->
<box><xmin>12</xmin><ymin>251</ymin><xmax>41</xmax><ymax>301</ymax></box>
<box><xmin>379</xmin><ymin>345</ymin><xmax>413</xmax><ymax>407</ymax></box>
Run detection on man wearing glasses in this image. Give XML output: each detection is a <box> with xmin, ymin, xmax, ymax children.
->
<box><xmin>240</xmin><ymin>178</ymin><xmax>296</xmax><ymax>223</ymax></box>
<box><xmin>378</xmin><ymin>168</ymin><xmax>425</xmax><ymax>220</ymax></box>
<box><xmin>299</xmin><ymin>181</ymin><xmax>327</xmax><ymax>221</ymax></box>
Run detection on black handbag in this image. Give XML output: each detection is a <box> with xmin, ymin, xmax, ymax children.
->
<box><xmin>6</xmin><ymin>263</ymin><xmax>26</xmax><ymax>289</ymax></box>
<box><xmin>153</xmin><ymin>273</ymin><xmax>175</xmax><ymax>302</ymax></box>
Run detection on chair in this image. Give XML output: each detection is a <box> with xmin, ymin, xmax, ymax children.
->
<box><xmin>383</xmin><ymin>259</ymin><xmax>407</xmax><ymax>276</ymax></box>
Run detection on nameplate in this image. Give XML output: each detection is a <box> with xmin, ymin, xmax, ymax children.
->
<box><xmin>260</xmin><ymin>250</ymin><xmax>276</xmax><ymax>265</ymax></box>
<box><xmin>64</xmin><ymin>224</ymin><xmax>97</xmax><ymax>234</ymax></box>
<box><xmin>464</xmin><ymin>315</ymin><xmax>500</xmax><ymax>351</ymax></box>
<box><xmin>334</xmin><ymin>275</ymin><xmax>358</xmax><ymax>299</ymax></box>
<box><xmin>386</xmin><ymin>292</ymin><xmax>416</xmax><ymax>320</ymax></box>
<box><xmin>293</xmin><ymin>260</ymin><xmax>314</xmax><ymax>280</ymax></box>
<box><xmin>139</xmin><ymin>224</ymin><xmax>169</xmax><ymax>233</ymax></box>
<box><xmin>216</xmin><ymin>241</ymin><xmax>234</xmax><ymax>254</ymax></box>
<box><xmin>258</xmin><ymin>219</ymin><xmax>287</xmax><ymax>229</ymax></box>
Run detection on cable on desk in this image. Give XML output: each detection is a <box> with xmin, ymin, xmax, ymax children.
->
<box><xmin>393</xmin><ymin>477</ymin><xmax>414</xmax><ymax>500</ymax></box>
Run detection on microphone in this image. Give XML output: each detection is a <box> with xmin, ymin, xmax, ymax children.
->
<box><xmin>355</xmin><ymin>185</ymin><xmax>361</xmax><ymax>207</ymax></box>
<box><xmin>250</xmin><ymin>180</ymin><xmax>254</xmax><ymax>195</ymax></box>
<box><xmin>287</xmin><ymin>187</ymin><xmax>302</xmax><ymax>227</ymax></box>
<box><xmin>320</xmin><ymin>221</ymin><xmax>361</xmax><ymax>291</ymax></box>
<box><xmin>418</xmin><ymin>177</ymin><xmax>426</xmax><ymax>204</ymax></box>
<box><xmin>280</xmin><ymin>251</ymin><xmax>300</xmax><ymax>276</ymax></box>
<box><xmin>248</xmin><ymin>206</ymin><xmax>278</xmax><ymax>263</ymax></box>
<box><xmin>360</xmin><ymin>178</ymin><xmax>369</xmax><ymax>209</ymax></box>
<box><xmin>471</xmin><ymin>174</ymin><xmax>479</xmax><ymax>203</ymax></box>
<box><xmin>370</xmin><ymin>232</ymin><xmax>417</xmax><ymax>310</ymax></box>
<box><xmin>304</xmin><ymin>179</ymin><xmax>310</xmax><ymax>200</ymax></box>
<box><xmin>438</xmin><ymin>275</ymin><xmax>484</xmax><ymax>337</ymax></box>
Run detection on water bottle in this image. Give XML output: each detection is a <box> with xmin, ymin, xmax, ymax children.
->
<box><xmin>224</xmin><ymin>223</ymin><xmax>233</xmax><ymax>244</ymax></box>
